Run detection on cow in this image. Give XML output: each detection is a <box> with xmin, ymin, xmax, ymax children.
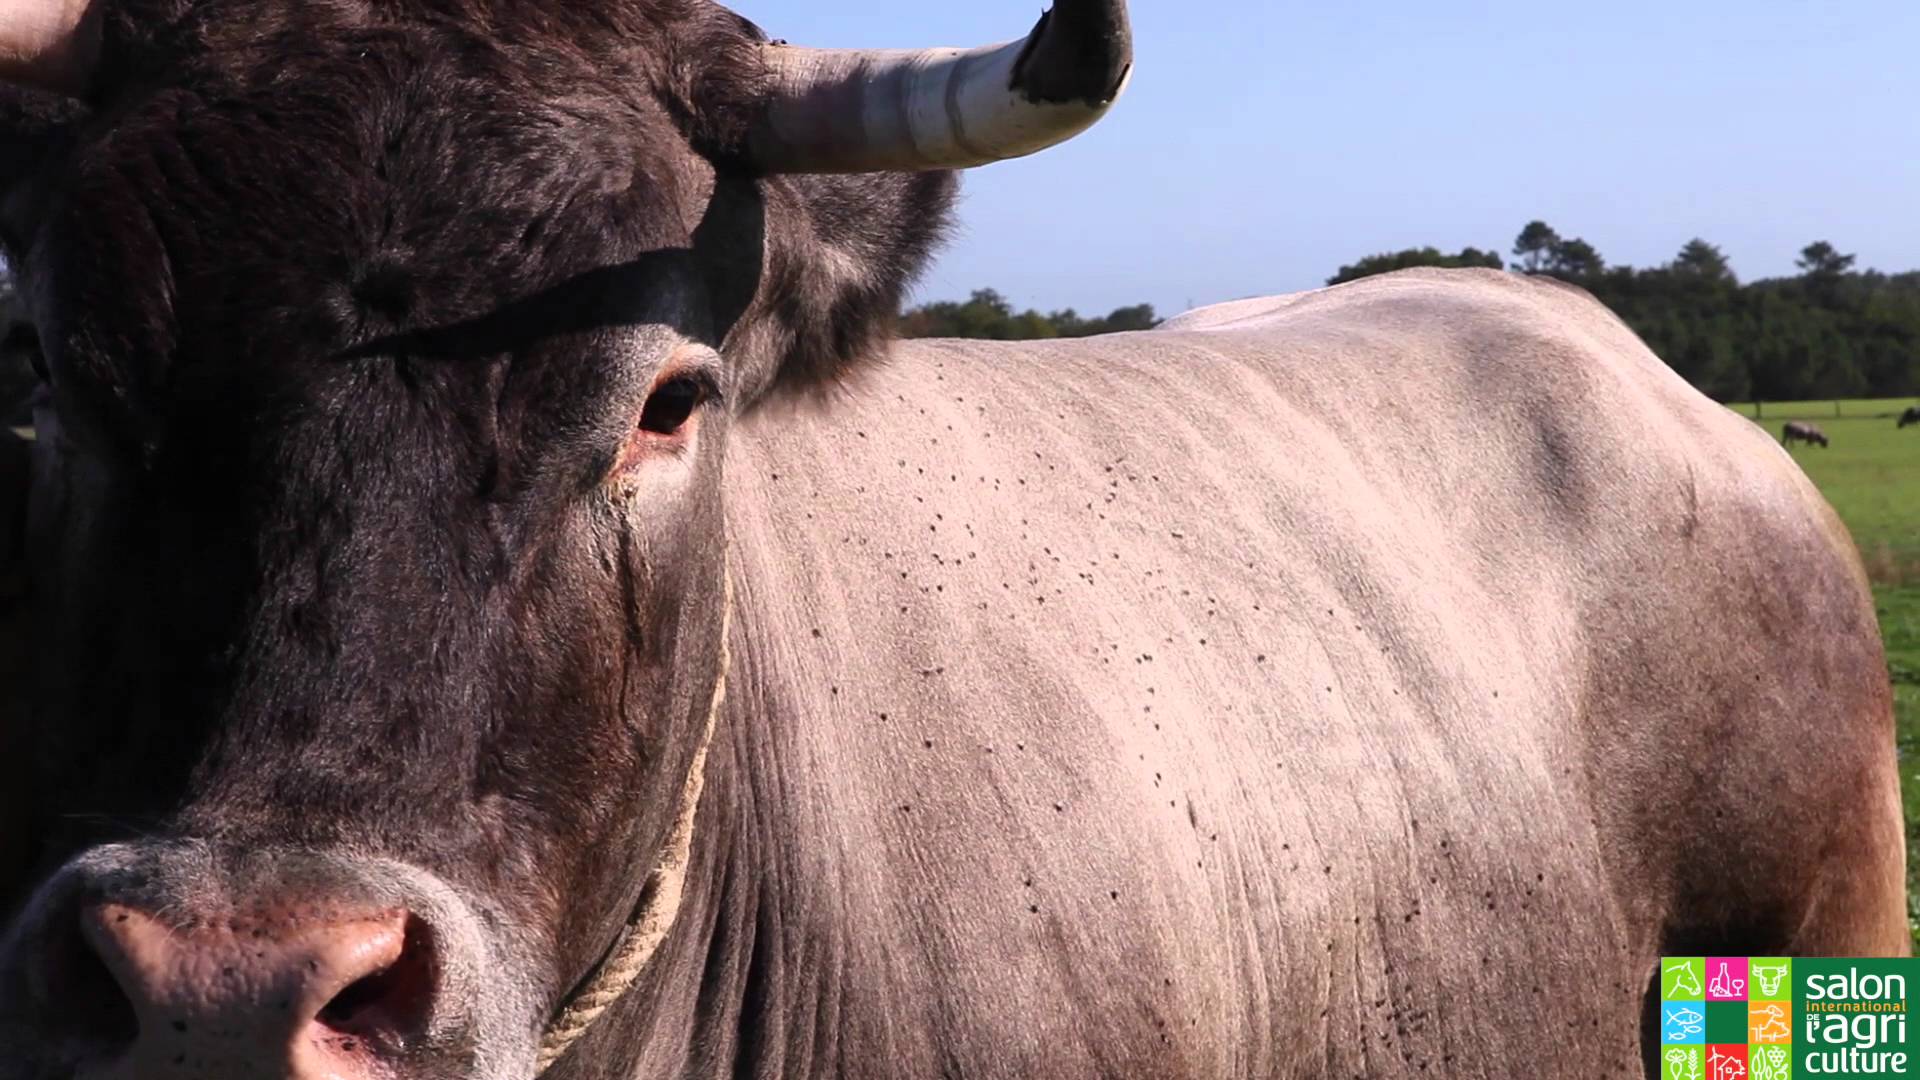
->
<box><xmin>0</xmin><ymin>1</ymin><xmax>1905</xmax><ymax>1078</ymax></box>
<box><xmin>1783</xmin><ymin>420</ymin><xmax>1830</xmax><ymax>448</ymax></box>
<box><xmin>1899</xmin><ymin>406</ymin><xmax>1920</xmax><ymax>429</ymax></box>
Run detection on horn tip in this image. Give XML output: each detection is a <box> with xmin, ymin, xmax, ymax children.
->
<box><xmin>1011</xmin><ymin>0</ymin><xmax>1133</xmax><ymax>108</ymax></box>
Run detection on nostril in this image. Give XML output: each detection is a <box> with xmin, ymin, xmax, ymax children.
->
<box><xmin>68</xmin><ymin>900</ymin><xmax>440</xmax><ymax>1065</ymax></box>
<box><xmin>15</xmin><ymin>861</ymin><xmax>479</xmax><ymax>1076</ymax></box>
<box><xmin>315</xmin><ymin>914</ymin><xmax>437</xmax><ymax>1047</ymax></box>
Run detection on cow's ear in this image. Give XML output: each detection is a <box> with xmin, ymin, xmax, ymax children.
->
<box><xmin>698</xmin><ymin>169</ymin><xmax>956</xmax><ymax>413</ymax></box>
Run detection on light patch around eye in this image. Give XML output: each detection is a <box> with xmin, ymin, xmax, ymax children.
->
<box><xmin>606</xmin><ymin>353</ymin><xmax>717</xmax><ymax>487</ymax></box>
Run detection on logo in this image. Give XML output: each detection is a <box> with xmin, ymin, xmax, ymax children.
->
<box><xmin>1661</xmin><ymin>957</ymin><xmax>1915</xmax><ymax>1078</ymax></box>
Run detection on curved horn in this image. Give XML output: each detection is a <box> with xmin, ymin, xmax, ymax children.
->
<box><xmin>0</xmin><ymin>0</ymin><xmax>98</xmax><ymax>94</ymax></box>
<box><xmin>747</xmin><ymin>0</ymin><xmax>1132</xmax><ymax>174</ymax></box>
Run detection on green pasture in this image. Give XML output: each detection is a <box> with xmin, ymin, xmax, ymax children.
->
<box><xmin>1882</xmin><ymin>587</ymin><xmax>1920</xmax><ymax>947</ymax></box>
<box><xmin>1728</xmin><ymin>400</ymin><xmax>1920</xmax><ymax>586</ymax></box>
<box><xmin>1747</xmin><ymin>400</ymin><xmax>1920</xmax><ymax>945</ymax></box>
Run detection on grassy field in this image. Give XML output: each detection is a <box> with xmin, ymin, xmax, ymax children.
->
<box><xmin>1729</xmin><ymin>400</ymin><xmax>1920</xmax><ymax>585</ymax></box>
<box><xmin>1747</xmin><ymin>399</ymin><xmax>1920</xmax><ymax>943</ymax></box>
<box><xmin>1880</xmin><ymin>587</ymin><xmax>1920</xmax><ymax>944</ymax></box>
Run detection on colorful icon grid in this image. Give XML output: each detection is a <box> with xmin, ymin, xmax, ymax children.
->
<box><xmin>1660</xmin><ymin>957</ymin><xmax>1794</xmax><ymax>1080</ymax></box>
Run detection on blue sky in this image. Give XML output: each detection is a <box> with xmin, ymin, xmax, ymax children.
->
<box><xmin>735</xmin><ymin>0</ymin><xmax>1920</xmax><ymax>318</ymax></box>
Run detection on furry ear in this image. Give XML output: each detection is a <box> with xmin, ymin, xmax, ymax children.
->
<box><xmin>664</xmin><ymin>9</ymin><xmax>956</xmax><ymax>412</ymax></box>
<box><xmin>701</xmin><ymin>168</ymin><xmax>955</xmax><ymax>412</ymax></box>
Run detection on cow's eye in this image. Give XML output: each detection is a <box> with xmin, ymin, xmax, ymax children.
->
<box><xmin>638</xmin><ymin>375</ymin><xmax>705</xmax><ymax>437</ymax></box>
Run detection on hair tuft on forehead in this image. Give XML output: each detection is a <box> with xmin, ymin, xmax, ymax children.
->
<box><xmin>5</xmin><ymin>0</ymin><xmax>957</xmax><ymax>415</ymax></box>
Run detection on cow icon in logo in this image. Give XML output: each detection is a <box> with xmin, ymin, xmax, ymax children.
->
<box><xmin>1707</xmin><ymin>1046</ymin><xmax>1747</xmax><ymax>1080</ymax></box>
<box><xmin>1749</xmin><ymin>1045</ymin><xmax>1790</xmax><ymax>1080</ymax></box>
<box><xmin>1665</xmin><ymin>958</ymin><xmax>1704</xmax><ymax>997</ymax></box>
<box><xmin>1751</xmin><ymin>963</ymin><xmax>1788</xmax><ymax>997</ymax></box>
<box><xmin>1664</xmin><ymin>1004</ymin><xmax>1705</xmax><ymax>1042</ymax></box>
<box><xmin>1708</xmin><ymin>961</ymin><xmax>1746</xmax><ymax>999</ymax></box>
<box><xmin>1750</xmin><ymin>1003</ymin><xmax>1789</xmax><ymax>1043</ymax></box>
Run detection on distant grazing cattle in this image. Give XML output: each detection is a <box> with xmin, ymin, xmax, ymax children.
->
<box><xmin>1783</xmin><ymin>421</ymin><xmax>1830</xmax><ymax>448</ymax></box>
<box><xmin>1899</xmin><ymin>406</ymin><xmax>1920</xmax><ymax>429</ymax></box>
<box><xmin>0</xmin><ymin>1</ymin><xmax>1905</xmax><ymax>1078</ymax></box>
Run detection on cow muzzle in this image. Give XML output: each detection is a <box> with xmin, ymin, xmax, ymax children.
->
<box><xmin>0</xmin><ymin>843</ymin><xmax>527</xmax><ymax>1080</ymax></box>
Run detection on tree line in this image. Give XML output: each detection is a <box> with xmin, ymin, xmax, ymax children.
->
<box><xmin>897</xmin><ymin>289</ymin><xmax>1159</xmax><ymax>340</ymax></box>
<box><xmin>901</xmin><ymin>224</ymin><xmax>1920</xmax><ymax>405</ymax></box>
<box><xmin>1330</xmin><ymin>223</ymin><xmax>1920</xmax><ymax>403</ymax></box>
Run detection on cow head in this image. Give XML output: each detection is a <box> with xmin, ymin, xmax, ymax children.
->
<box><xmin>0</xmin><ymin>1</ymin><xmax>1129</xmax><ymax>1077</ymax></box>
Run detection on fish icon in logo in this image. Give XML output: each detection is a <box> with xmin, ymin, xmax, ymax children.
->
<box><xmin>1663</xmin><ymin>1004</ymin><xmax>1705</xmax><ymax>1042</ymax></box>
<box><xmin>1751</xmin><ymin>963</ymin><xmax>1787</xmax><ymax>997</ymax></box>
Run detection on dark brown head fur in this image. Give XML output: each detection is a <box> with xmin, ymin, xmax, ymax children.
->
<box><xmin>0</xmin><ymin>2</ymin><xmax>951</xmax><ymax>1074</ymax></box>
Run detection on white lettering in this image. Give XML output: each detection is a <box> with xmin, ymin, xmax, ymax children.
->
<box><xmin>1804</xmin><ymin>1048</ymin><xmax>1910</xmax><ymax>1073</ymax></box>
